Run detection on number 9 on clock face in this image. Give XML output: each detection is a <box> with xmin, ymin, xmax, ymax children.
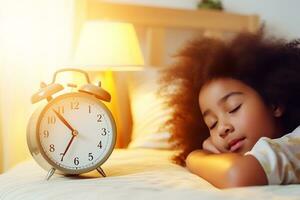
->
<box><xmin>37</xmin><ymin>93</ymin><xmax>116</xmax><ymax>174</ymax></box>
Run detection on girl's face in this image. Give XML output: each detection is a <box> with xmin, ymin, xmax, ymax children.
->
<box><xmin>199</xmin><ymin>78</ymin><xmax>283</xmax><ymax>154</ymax></box>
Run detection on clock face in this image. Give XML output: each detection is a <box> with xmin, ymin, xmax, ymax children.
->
<box><xmin>37</xmin><ymin>93</ymin><xmax>116</xmax><ymax>173</ymax></box>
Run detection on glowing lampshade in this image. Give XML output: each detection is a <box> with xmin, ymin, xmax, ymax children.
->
<box><xmin>73</xmin><ymin>21</ymin><xmax>144</xmax><ymax>70</ymax></box>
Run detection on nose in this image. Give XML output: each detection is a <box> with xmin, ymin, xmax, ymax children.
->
<box><xmin>218</xmin><ymin>123</ymin><xmax>234</xmax><ymax>139</ymax></box>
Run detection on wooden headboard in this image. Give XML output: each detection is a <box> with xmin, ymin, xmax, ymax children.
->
<box><xmin>75</xmin><ymin>0</ymin><xmax>259</xmax><ymax>67</ymax></box>
<box><xmin>74</xmin><ymin>0</ymin><xmax>260</xmax><ymax>148</ymax></box>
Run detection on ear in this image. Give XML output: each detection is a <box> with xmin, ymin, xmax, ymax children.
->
<box><xmin>272</xmin><ymin>105</ymin><xmax>284</xmax><ymax>117</ymax></box>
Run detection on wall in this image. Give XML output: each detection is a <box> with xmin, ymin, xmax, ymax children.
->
<box><xmin>223</xmin><ymin>0</ymin><xmax>300</xmax><ymax>39</ymax></box>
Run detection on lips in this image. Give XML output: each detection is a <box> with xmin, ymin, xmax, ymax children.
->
<box><xmin>228</xmin><ymin>137</ymin><xmax>246</xmax><ymax>152</ymax></box>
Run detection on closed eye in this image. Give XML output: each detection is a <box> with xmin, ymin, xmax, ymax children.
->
<box><xmin>209</xmin><ymin>121</ymin><xmax>217</xmax><ymax>130</ymax></box>
<box><xmin>229</xmin><ymin>104</ymin><xmax>242</xmax><ymax>114</ymax></box>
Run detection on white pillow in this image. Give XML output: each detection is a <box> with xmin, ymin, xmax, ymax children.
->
<box><xmin>127</xmin><ymin>67</ymin><xmax>173</xmax><ymax>149</ymax></box>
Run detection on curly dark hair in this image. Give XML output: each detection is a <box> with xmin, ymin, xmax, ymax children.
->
<box><xmin>159</xmin><ymin>31</ymin><xmax>300</xmax><ymax>166</ymax></box>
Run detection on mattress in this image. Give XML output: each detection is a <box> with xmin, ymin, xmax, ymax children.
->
<box><xmin>0</xmin><ymin>149</ymin><xmax>299</xmax><ymax>200</ymax></box>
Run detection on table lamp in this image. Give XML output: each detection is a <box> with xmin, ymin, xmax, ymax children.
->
<box><xmin>73</xmin><ymin>21</ymin><xmax>144</xmax><ymax>70</ymax></box>
<box><xmin>72</xmin><ymin>21</ymin><xmax>144</xmax><ymax>147</ymax></box>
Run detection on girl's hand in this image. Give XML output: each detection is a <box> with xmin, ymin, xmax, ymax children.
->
<box><xmin>202</xmin><ymin>137</ymin><xmax>221</xmax><ymax>154</ymax></box>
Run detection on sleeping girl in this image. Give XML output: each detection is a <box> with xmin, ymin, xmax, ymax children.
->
<box><xmin>160</xmin><ymin>31</ymin><xmax>300</xmax><ymax>188</ymax></box>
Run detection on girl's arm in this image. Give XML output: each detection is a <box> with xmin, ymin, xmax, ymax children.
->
<box><xmin>186</xmin><ymin>150</ymin><xmax>268</xmax><ymax>188</ymax></box>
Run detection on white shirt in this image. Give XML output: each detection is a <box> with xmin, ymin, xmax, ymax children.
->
<box><xmin>245</xmin><ymin>125</ymin><xmax>300</xmax><ymax>185</ymax></box>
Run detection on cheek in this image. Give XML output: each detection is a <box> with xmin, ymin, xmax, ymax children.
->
<box><xmin>210</xmin><ymin>136</ymin><xmax>228</xmax><ymax>152</ymax></box>
<box><xmin>235</xmin><ymin>103</ymin><xmax>275</xmax><ymax>140</ymax></box>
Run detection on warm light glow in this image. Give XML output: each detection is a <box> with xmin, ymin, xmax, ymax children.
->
<box><xmin>71</xmin><ymin>21</ymin><xmax>144</xmax><ymax>148</ymax></box>
<box><xmin>0</xmin><ymin>0</ymin><xmax>74</xmax><ymax>172</ymax></box>
<box><xmin>54</xmin><ymin>70</ymin><xmax>89</xmax><ymax>90</ymax></box>
<box><xmin>72</xmin><ymin>21</ymin><xmax>144</xmax><ymax>70</ymax></box>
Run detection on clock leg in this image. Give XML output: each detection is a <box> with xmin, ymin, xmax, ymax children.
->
<box><xmin>46</xmin><ymin>168</ymin><xmax>56</xmax><ymax>180</ymax></box>
<box><xmin>96</xmin><ymin>167</ymin><xmax>106</xmax><ymax>177</ymax></box>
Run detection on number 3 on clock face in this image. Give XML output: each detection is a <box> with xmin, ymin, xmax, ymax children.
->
<box><xmin>37</xmin><ymin>93</ymin><xmax>116</xmax><ymax>174</ymax></box>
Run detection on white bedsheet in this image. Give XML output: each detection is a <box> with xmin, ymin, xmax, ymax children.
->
<box><xmin>0</xmin><ymin>149</ymin><xmax>299</xmax><ymax>200</ymax></box>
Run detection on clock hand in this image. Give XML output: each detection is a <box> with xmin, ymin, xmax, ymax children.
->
<box><xmin>53</xmin><ymin>109</ymin><xmax>75</xmax><ymax>132</ymax></box>
<box><xmin>61</xmin><ymin>130</ymin><xmax>78</xmax><ymax>162</ymax></box>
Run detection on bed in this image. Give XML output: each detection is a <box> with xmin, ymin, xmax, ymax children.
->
<box><xmin>1</xmin><ymin>148</ymin><xmax>299</xmax><ymax>200</ymax></box>
<box><xmin>1</xmin><ymin>1</ymin><xmax>299</xmax><ymax>199</ymax></box>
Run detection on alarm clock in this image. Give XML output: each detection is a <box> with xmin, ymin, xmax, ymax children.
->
<box><xmin>27</xmin><ymin>68</ymin><xmax>117</xmax><ymax>180</ymax></box>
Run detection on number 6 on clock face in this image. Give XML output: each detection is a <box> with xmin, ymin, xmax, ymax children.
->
<box><xmin>36</xmin><ymin>92</ymin><xmax>116</xmax><ymax>174</ymax></box>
